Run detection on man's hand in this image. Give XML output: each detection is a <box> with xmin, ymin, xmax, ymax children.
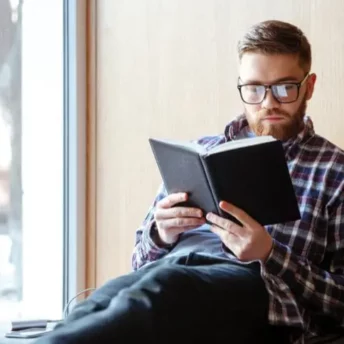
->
<box><xmin>154</xmin><ymin>192</ymin><xmax>206</xmax><ymax>246</ymax></box>
<box><xmin>206</xmin><ymin>201</ymin><xmax>273</xmax><ymax>262</ymax></box>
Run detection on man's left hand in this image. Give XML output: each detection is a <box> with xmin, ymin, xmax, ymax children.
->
<box><xmin>206</xmin><ymin>201</ymin><xmax>273</xmax><ymax>262</ymax></box>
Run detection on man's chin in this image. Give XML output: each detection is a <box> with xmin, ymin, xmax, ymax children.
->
<box><xmin>252</xmin><ymin>123</ymin><xmax>296</xmax><ymax>141</ymax></box>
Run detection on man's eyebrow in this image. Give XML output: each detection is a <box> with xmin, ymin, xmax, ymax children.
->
<box><xmin>239</xmin><ymin>76</ymin><xmax>300</xmax><ymax>84</ymax></box>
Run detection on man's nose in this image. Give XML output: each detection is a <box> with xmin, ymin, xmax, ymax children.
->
<box><xmin>261</xmin><ymin>89</ymin><xmax>281</xmax><ymax>109</ymax></box>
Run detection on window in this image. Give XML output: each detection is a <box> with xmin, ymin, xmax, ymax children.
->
<box><xmin>0</xmin><ymin>0</ymin><xmax>86</xmax><ymax>331</ymax></box>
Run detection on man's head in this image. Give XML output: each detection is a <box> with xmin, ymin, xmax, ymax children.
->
<box><xmin>237</xmin><ymin>20</ymin><xmax>316</xmax><ymax>141</ymax></box>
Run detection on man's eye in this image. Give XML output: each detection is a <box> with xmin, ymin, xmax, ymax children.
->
<box><xmin>246</xmin><ymin>85</ymin><xmax>264</xmax><ymax>94</ymax></box>
<box><xmin>274</xmin><ymin>84</ymin><xmax>297</xmax><ymax>97</ymax></box>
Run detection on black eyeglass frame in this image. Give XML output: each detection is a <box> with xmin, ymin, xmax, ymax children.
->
<box><xmin>237</xmin><ymin>73</ymin><xmax>310</xmax><ymax>104</ymax></box>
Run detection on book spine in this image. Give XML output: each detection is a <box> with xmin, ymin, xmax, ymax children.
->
<box><xmin>201</xmin><ymin>155</ymin><xmax>242</xmax><ymax>226</ymax></box>
<box><xmin>199</xmin><ymin>156</ymin><xmax>222</xmax><ymax>216</ymax></box>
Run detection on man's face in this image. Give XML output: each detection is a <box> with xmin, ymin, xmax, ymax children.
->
<box><xmin>238</xmin><ymin>53</ymin><xmax>316</xmax><ymax>141</ymax></box>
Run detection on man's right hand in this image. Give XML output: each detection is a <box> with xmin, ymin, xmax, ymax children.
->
<box><xmin>153</xmin><ymin>192</ymin><xmax>206</xmax><ymax>246</ymax></box>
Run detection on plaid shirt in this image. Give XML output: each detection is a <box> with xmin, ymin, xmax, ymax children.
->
<box><xmin>132</xmin><ymin>114</ymin><xmax>344</xmax><ymax>343</ymax></box>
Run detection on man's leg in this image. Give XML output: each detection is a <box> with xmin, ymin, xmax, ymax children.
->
<box><xmin>55</xmin><ymin>255</ymin><xmax>194</xmax><ymax>327</ymax></box>
<box><xmin>58</xmin><ymin>261</ymin><xmax>161</xmax><ymax>325</ymax></box>
<box><xmin>34</xmin><ymin>255</ymin><xmax>282</xmax><ymax>344</ymax></box>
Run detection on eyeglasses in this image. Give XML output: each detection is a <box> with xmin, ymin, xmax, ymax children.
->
<box><xmin>237</xmin><ymin>73</ymin><xmax>309</xmax><ymax>104</ymax></box>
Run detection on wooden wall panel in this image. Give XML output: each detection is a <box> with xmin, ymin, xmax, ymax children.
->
<box><xmin>86</xmin><ymin>0</ymin><xmax>97</xmax><ymax>289</ymax></box>
<box><xmin>92</xmin><ymin>0</ymin><xmax>344</xmax><ymax>285</ymax></box>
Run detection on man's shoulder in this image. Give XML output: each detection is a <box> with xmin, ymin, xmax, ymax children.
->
<box><xmin>194</xmin><ymin>134</ymin><xmax>227</xmax><ymax>149</ymax></box>
<box><xmin>308</xmin><ymin>133</ymin><xmax>344</xmax><ymax>162</ymax></box>
<box><xmin>305</xmin><ymin>134</ymin><xmax>344</xmax><ymax>188</ymax></box>
<box><xmin>192</xmin><ymin>114</ymin><xmax>247</xmax><ymax>148</ymax></box>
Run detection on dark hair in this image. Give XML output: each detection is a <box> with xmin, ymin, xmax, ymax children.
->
<box><xmin>238</xmin><ymin>20</ymin><xmax>311</xmax><ymax>73</ymax></box>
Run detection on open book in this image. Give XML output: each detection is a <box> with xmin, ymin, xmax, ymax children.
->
<box><xmin>149</xmin><ymin>136</ymin><xmax>300</xmax><ymax>226</ymax></box>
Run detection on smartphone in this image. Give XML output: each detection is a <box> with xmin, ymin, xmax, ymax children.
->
<box><xmin>5</xmin><ymin>328</ymin><xmax>53</xmax><ymax>339</ymax></box>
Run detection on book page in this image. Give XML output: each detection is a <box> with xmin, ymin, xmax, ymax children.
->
<box><xmin>206</xmin><ymin>135</ymin><xmax>275</xmax><ymax>155</ymax></box>
<box><xmin>149</xmin><ymin>138</ymin><xmax>206</xmax><ymax>154</ymax></box>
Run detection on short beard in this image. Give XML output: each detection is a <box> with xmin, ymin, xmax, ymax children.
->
<box><xmin>246</xmin><ymin>96</ymin><xmax>307</xmax><ymax>141</ymax></box>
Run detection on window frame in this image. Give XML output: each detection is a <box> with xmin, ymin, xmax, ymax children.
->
<box><xmin>63</xmin><ymin>0</ymin><xmax>87</xmax><ymax>310</ymax></box>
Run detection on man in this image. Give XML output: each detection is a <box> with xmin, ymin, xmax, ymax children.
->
<box><xmin>36</xmin><ymin>20</ymin><xmax>344</xmax><ymax>344</ymax></box>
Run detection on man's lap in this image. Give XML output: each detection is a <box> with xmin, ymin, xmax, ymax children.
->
<box><xmin>35</xmin><ymin>253</ymin><xmax>289</xmax><ymax>343</ymax></box>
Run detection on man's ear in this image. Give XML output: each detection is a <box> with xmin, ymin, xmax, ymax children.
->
<box><xmin>306</xmin><ymin>73</ymin><xmax>317</xmax><ymax>100</ymax></box>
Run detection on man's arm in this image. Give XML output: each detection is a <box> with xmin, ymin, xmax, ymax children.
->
<box><xmin>131</xmin><ymin>184</ymin><xmax>172</xmax><ymax>270</ymax></box>
<box><xmin>261</xmin><ymin>202</ymin><xmax>344</xmax><ymax>319</ymax></box>
<box><xmin>132</xmin><ymin>135</ymin><xmax>226</xmax><ymax>270</ymax></box>
<box><xmin>208</xmin><ymin>200</ymin><xmax>344</xmax><ymax>323</ymax></box>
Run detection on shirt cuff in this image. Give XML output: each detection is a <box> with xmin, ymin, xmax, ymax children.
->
<box><xmin>141</xmin><ymin>221</ymin><xmax>173</xmax><ymax>256</ymax></box>
<box><xmin>261</xmin><ymin>239</ymin><xmax>297</xmax><ymax>278</ymax></box>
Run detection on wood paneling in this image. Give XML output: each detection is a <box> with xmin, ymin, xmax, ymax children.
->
<box><xmin>91</xmin><ymin>0</ymin><xmax>344</xmax><ymax>285</ymax></box>
<box><xmin>86</xmin><ymin>0</ymin><xmax>97</xmax><ymax>288</ymax></box>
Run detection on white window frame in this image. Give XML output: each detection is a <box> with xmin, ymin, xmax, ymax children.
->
<box><xmin>63</xmin><ymin>0</ymin><xmax>87</xmax><ymax>310</ymax></box>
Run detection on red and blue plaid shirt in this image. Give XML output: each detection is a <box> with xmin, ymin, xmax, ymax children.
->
<box><xmin>132</xmin><ymin>114</ymin><xmax>344</xmax><ymax>343</ymax></box>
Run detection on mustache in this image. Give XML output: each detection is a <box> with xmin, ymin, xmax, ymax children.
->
<box><xmin>257</xmin><ymin>109</ymin><xmax>290</xmax><ymax>119</ymax></box>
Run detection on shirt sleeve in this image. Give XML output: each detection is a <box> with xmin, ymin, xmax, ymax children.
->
<box><xmin>131</xmin><ymin>183</ymin><xmax>173</xmax><ymax>270</ymax></box>
<box><xmin>261</xmin><ymin>201</ymin><xmax>344</xmax><ymax>321</ymax></box>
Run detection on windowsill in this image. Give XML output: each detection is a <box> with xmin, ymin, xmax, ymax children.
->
<box><xmin>0</xmin><ymin>322</ymin><xmax>57</xmax><ymax>343</ymax></box>
<box><xmin>0</xmin><ymin>323</ymin><xmax>32</xmax><ymax>343</ymax></box>
<box><xmin>0</xmin><ymin>336</ymin><xmax>35</xmax><ymax>344</ymax></box>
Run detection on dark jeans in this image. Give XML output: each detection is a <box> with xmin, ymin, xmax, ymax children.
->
<box><xmin>35</xmin><ymin>253</ymin><xmax>291</xmax><ymax>344</ymax></box>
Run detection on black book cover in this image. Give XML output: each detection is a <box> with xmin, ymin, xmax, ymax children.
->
<box><xmin>149</xmin><ymin>137</ymin><xmax>300</xmax><ymax>226</ymax></box>
<box><xmin>203</xmin><ymin>140</ymin><xmax>300</xmax><ymax>225</ymax></box>
<box><xmin>149</xmin><ymin>139</ymin><xmax>218</xmax><ymax>213</ymax></box>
